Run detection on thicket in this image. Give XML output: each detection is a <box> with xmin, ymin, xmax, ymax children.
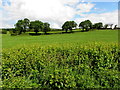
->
<box><xmin>0</xmin><ymin>29</ymin><xmax>7</xmax><ymax>34</ymax></box>
<box><xmin>2</xmin><ymin>43</ymin><xmax>120</xmax><ymax>88</ymax></box>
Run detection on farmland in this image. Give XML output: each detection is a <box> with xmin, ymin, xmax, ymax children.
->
<box><xmin>1</xmin><ymin>1</ymin><xmax>119</xmax><ymax>88</ymax></box>
<box><xmin>2</xmin><ymin>30</ymin><xmax>118</xmax><ymax>48</ymax></box>
<box><xmin>1</xmin><ymin>29</ymin><xmax>120</xmax><ymax>88</ymax></box>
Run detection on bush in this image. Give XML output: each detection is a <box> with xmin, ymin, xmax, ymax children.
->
<box><xmin>0</xmin><ymin>30</ymin><xmax>7</xmax><ymax>34</ymax></box>
<box><xmin>2</xmin><ymin>43</ymin><xmax>120</xmax><ymax>88</ymax></box>
<box><xmin>9</xmin><ymin>30</ymin><xmax>19</xmax><ymax>36</ymax></box>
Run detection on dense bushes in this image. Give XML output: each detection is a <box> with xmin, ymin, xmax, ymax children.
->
<box><xmin>2</xmin><ymin>43</ymin><xmax>120</xmax><ymax>88</ymax></box>
<box><xmin>0</xmin><ymin>30</ymin><xmax>7</xmax><ymax>34</ymax></box>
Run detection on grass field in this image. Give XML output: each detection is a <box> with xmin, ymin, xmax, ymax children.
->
<box><xmin>2</xmin><ymin>30</ymin><xmax>118</xmax><ymax>48</ymax></box>
<box><xmin>2</xmin><ymin>30</ymin><xmax>119</xmax><ymax>88</ymax></box>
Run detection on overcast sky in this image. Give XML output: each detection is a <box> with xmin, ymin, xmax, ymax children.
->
<box><xmin>0</xmin><ymin>0</ymin><xmax>119</xmax><ymax>28</ymax></box>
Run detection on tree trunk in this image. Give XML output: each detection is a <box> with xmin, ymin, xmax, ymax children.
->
<box><xmin>65</xmin><ymin>29</ymin><xmax>68</xmax><ymax>33</ymax></box>
<box><xmin>36</xmin><ymin>32</ymin><xmax>37</xmax><ymax>34</ymax></box>
<box><xmin>19</xmin><ymin>30</ymin><xmax>22</xmax><ymax>35</ymax></box>
<box><xmin>45</xmin><ymin>31</ymin><xmax>47</xmax><ymax>34</ymax></box>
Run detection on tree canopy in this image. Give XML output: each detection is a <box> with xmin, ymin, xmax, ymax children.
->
<box><xmin>15</xmin><ymin>18</ymin><xmax>30</xmax><ymax>34</ymax></box>
<box><xmin>23</xmin><ymin>18</ymin><xmax>30</xmax><ymax>32</ymax></box>
<box><xmin>30</xmin><ymin>20</ymin><xmax>44</xmax><ymax>34</ymax></box>
<box><xmin>62</xmin><ymin>21</ymin><xmax>77</xmax><ymax>32</ymax></box>
<box><xmin>14</xmin><ymin>20</ymin><xmax>24</xmax><ymax>34</ymax></box>
<box><xmin>43</xmin><ymin>22</ymin><xmax>51</xmax><ymax>34</ymax></box>
<box><xmin>14</xmin><ymin>18</ymin><xmax>116</xmax><ymax>36</ymax></box>
<box><xmin>79</xmin><ymin>20</ymin><xmax>92</xmax><ymax>31</ymax></box>
<box><xmin>93</xmin><ymin>22</ymin><xmax>103</xmax><ymax>29</ymax></box>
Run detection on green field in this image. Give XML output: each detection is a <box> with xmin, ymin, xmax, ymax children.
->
<box><xmin>1</xmin><ymin>30</ymin><xmax>119</xmax><ymax>88</ymax></box>
<box><xmin>2</xmin><ymin>30</ymin><xmax>118</xmax><ymax>48</ymax></box>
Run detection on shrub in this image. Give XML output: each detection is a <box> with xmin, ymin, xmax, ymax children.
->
<box><xmin>9</xmin><ymin>29</ymin><xmax>19</xmax><ymax>36</ymax></box>
<box><xmin>0</xmin><ymin>30</ymin><xmax>7</xmax><ymax>34</ymax></box>
<box><xmin>2</xmin><ymin>43</ymin><xmax>120</xmax><ymax>88</ymax></box>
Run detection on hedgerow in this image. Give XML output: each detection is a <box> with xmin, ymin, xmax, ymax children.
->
<box><xmin>2</xmin><ymin>43</ymin><xmax>120</xmax><ymax>88</ymax></box>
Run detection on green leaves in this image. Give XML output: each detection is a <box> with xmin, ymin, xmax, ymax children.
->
<box><xmin>30</xmin><ymin>20</ymin><xmax>44</xmax><ymax>34</ymax></box>
<box><xmin>2</xmin><ymin>43</ymin><xmax>120</xmax><ymax>88</ymax></box>
<box><xmin>62</xmin><ymin>21</ymin><xmax>77</xmax><ymax>32</ymax></box>
<box><xmin>15</xmin><ymin>18</ymin><xmax>30</xmax><ymax>35</ymax></box>
<box><xmin>79</xmin><ymin>20</ymin><xmax>92</xmax><ymax>31</ymax></box>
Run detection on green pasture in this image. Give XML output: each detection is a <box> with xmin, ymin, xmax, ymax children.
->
<box><xmin>1</xmin><ymin>29</ymin><xmax>119</xmax><ymax>88</ymax></box>
<box><xmin>2</xmin><ymin>30</ymin><xmax>118</xmax><ymax>48</ymax></box>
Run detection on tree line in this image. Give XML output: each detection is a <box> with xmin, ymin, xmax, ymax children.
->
<box><xmin>14</xmin><ymin>18</ymin><xmax>50</xmax><ymax>35</ymax></box>
<box><xmin>14</xmin><ymin>18</ymin><xmax>118</xmax><ymax>35</ymax></box>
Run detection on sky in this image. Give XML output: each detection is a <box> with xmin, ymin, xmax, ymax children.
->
<box><xmin>0</xmin><ymin>0</ymin><xmax>119</xmax><ymax>28</ymax></box>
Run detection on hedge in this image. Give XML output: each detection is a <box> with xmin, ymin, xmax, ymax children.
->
<box><xmin>2</xmin><ymin>43</ymin><xmax>120</xmax><ymax>88</ymax></box>
<box><xmin>0</xmin><ymin>30</ymin><xmax>7</xmax><ymax>34</ymax></box>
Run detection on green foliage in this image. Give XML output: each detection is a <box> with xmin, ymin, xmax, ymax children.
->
<box><xmin>79</xmin><ymin>20</ymin><xmax>92</xmax><ymax>31</ymax></box>
<box><xmin>93</xmin><ymin>22</ymin><xmax>103</xmax><ymax>29</ymax></box>
<box><xmin>2</xmin><ymin>30</ymin><xmax>118</xmax><ymax>48</ymax></box>
<box><xmin>2</xmin><ymin>43</ymin><xmax>120</xmax><ymax>88</ymax></box>
<box><xmin>0</xmin><ymin>29</ymin><xmax>7</xmax><ymax>34</ymax></box>
<box><xmin>43</xmin><ymin>22</ymin><xmax>51</xmax><ymax>34</ymax></box>
<box><xmin>23</xmin><ymin>18</ymin><xmax>30</xmax><ymax>32</ymax></box>
<box><xmin>30</xmin><ymin>20</ymin><xmax>44</xmax><ymax>34</ymax></box>
<box><xmin>15</xmin><ymin>18</ymin><xmax>30</xmax><ymax>35</ymax></box>
<box><xmin>104</xmin><ymin>24</ymin><xmax>109</xmax><ymax>29</ymax></box>
<box><xmin>62</xmin><ymin>21</ymin><xmax>77</xmax><ymax>32</ymax></box>
<box><xmin>9</xmin><ymin>29</ymin><xmax>19</xmax><ymax>36</ymax></box>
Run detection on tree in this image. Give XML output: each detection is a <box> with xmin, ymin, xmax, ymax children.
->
<box><xmin>104</xmin><ymin>24</ymin><xmax>109</xmax><ymax>29</ymax></box>
<box><xmin>79</xmin><ymin>20</ymin><xmax>92</xmax><ymax>31</ymax></box>
<box><xmin>62</xmin><ymin>21</ymin><xmax>69</xmax><ymax>32</ymax></box>
<box><xmin>70</xmin><ymin>21</ymin><xmax>77</xmax><ymax>31</ymax></box>
<box><xmin>110</xmin><ymin>24</ymin><xmax>113</xmax><ymax>28</ymax></box>
<box><xmin>43</xmin><ymin>22</ymin><xmax>50</xmax><ymax>34</ymax></box>
<box><xmin>30</xmin><ymin>20</ymin><xmax>44</xmax><ymax>34</ymax></box>
<box><xmin>62</xmin><ymin>21</ymin><xmax>77</xmax><ymax>32</ymax></box>
<box><xmin>15</xmin><ymin>18</ymin><xmax>30</xmax><ymax>34</ymax></box>
<box><xmin>15</xmin><ymin>20</ymin><xmax>24</xmax><ymax>34</ymax></box>
<box><xmin>114</xmin><ymin>25</ymin><xmax>117</xmax><ymax>29</ymax></box>
<box><xmin>23</xmin><ymin>18</ymin><xmax>30</xmax><ymax>33</ymax></box>
<box><xmin>93</xmin><ymin>22</ymin><xmax>103</xmax><ymax>29</ymax></box>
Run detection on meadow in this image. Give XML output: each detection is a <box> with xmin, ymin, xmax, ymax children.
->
<box><xmin>2</xmin><ymin>30</ymin><xmax>118</xmax><ymax>48</ymax></box>
<box><xmin>1</xmin><ymin>29</ymin><xmax>120</xmax><ymax>88</ymax></box>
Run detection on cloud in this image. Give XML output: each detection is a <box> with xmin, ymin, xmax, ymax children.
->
<box><xmin>1</xmin><ymin>0</ymin><xmax>97</xmax><ymax>28</ymax></box>
<box><xmin>0</xmin><ymin>0</ymin><xmax>118</xmax><ymax>28</ymax></box>
<box><xmin>1</xmin><ymin>0</ymin><xmax>78</xmax><ymax>28</ymax></box>
<box><xmin>0</xmin><ymin>0</ymin><xmax>2</xmax><ymax>6</ymax></box>
<box><xmin>83</xmin><ymin>0</ymin><xmax>119</xmax><ymax>2</ymax></box>
<box><xmin>76</xmin><ymin>3</ymin><xmax>95</xmax><ymax>14</ymax></box>
<box><xmin>75</xmin><ymin>10</ymin><xmax>118</xmax><ymax>26</ymax></box>
<box><xmin>60</xmin><ymin>0</ymin><xmax>80</xmax><ymax>6</ymax></box>
<box><xmin>0</xmin><ymin>10</ymin><xmax>2</xmax><ymax>28</ymax></box>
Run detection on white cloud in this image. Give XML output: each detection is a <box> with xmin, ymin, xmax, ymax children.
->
<box><xmin>75</xmin><ymin>10</ymin><xmax>118</xmax><ymax>26</ymax></box>
<box><xmin>60</xmin><ymin>0</ymin><xmax>79</xmax><ymax>6</ymax></box>
<box><xmin>0</xmin><ymin>0</ymin><xmax>118</xmax><ymax>28</ymax></box>
<box><xmin>76</xmin><ymin>3</ymin><xmax>95</xmax><ymax>14</ymax></box>
<box><xmin>1</xmin><ymin>0</ymin><xmax>77</xmax><ymax>28</ymax></box>
<box><xmin>83</xmin><ymin>0</ymin><xmax>119</xmax><ymax>2</ymax></box>
<box><xmin>0</xmin><ymin>10</ymin><xmax>2</xmax><ymax>28</ymax></box>
<box><xmin>0</xmin><ymin>0</ymin><xmax>2</xmax><ymax>6</ymax></box>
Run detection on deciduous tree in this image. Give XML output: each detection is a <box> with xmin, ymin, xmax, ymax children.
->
<box><xmin>79</xmin><ymin>20</ymin><xmax>92</xmax><ymax>31</ymax></box>
<box><xmin>93</xmin><ymin>22</ymin><xmax>103</xmax><ymax>29</ymax></box>
<box><xmin>43</xmin><ymin>22</ymin><xmax>51</xmax><ymax>34</ymax></box>
<box><xmin>30</xmin><ymin>20</ymin><xmax>44</xmax><ymax>34</ymax></box>
<box><xmin>62</xmin><ymin>21</ymin><xmax>77</xmax><ymax>32</ymax></box>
